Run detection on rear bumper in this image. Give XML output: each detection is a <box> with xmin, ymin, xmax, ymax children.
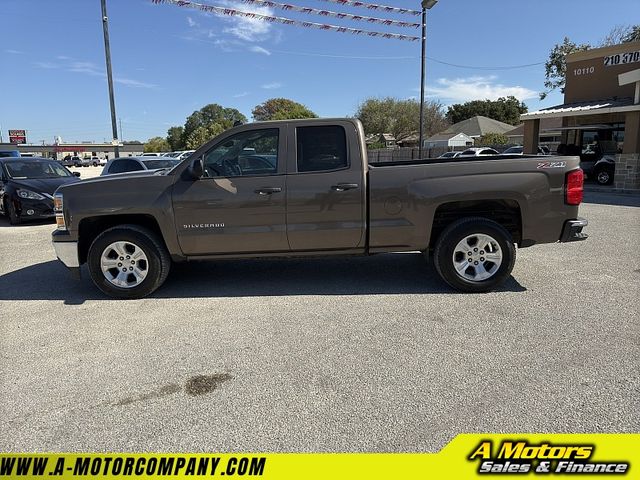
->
<box><xmin>560</xmin><ymin>218</ymin><xmax>588</xmax><ymax>242</ymax></box>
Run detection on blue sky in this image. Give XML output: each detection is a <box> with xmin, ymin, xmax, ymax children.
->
<box><xmin>0</xmin><ymin>0</ymin><xmax>635</xmax><ymax>143</ymax></box>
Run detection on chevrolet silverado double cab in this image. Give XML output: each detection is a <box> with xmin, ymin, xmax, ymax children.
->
<box><xmin>51</xmin><ymin>118</ymin><xmax>587</xmax><ymax>299</ymax></box>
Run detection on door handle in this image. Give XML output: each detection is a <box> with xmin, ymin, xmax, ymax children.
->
<box><xmin>331</xmin><ymin>183</ymin><xmax>359</xmax><ymax>192</ymax></box>
<box><xmin>254</xmin><ymin>187</ymin><xmax>282</xmax><ymax>195</ymax></box>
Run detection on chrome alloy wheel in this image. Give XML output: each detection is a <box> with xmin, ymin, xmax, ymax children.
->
<box><xmin>452</xmin><ymin>233</ymin><xmax>503</xmax><ymax>282</ymax></box>
<box><xmin>100</xmin><ymin>241</ymin><xmax>149</xmax><ymax>289</ymax></box>
<box><xmin>596</xmin><ymin>170</ymin><xmax>610</xmax><ymax>184</ymax></box>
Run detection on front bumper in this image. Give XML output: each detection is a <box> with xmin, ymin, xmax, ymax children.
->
<box><xmin>560</xmin><ymin>218</ymin><xmax>588</xmax><ymax>242</ymax></box>
<box><xmin>52</xmin><ymin>240</ymin><xmax>80</xmax><ymax>268</ymax></box>
<box><xmin>15</xmin><ymin>197</ymin><xmax>55</xmax><ymax>220</ymax></box>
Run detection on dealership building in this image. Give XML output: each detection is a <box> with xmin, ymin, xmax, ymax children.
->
<box><xmin>521</xmin><ymin>41</ymin><xmax>640</xmax><ymax>191</ymax></box>
<box><xmin>0</xmin><ymin>141</ymin><xmax>144</xmax><ymax>160</ymax></box>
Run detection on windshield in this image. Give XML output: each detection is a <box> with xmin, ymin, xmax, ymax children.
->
<box><xmin>5</xmin><ymin>160</ymin><xmax>72</xmax><ymax>179</ymax></box>
<box><xmin>142</xmin><ymin>159</ymin><xmax>180</xmax><ymax>169</ymax></box>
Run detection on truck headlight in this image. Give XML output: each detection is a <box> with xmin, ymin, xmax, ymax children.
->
<box><xmin>54</xmin><ymin>193</ymin><xmax>66</xmax><ymax>230</ymax></box>
<box><xmin>17</xmin><ymin>189</ymin><xmax>46</xmax><ymax>200</ymax></box>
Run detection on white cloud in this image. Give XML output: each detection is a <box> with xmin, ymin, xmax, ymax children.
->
<box><xmin>5</xmin><ymin>49</ymin><xmax>23</xmax><ymax>54</ymax></box>
<box><xmin>56</xmin><ymin>55</ymin><xmax>71</xmax><ymax>60</ymax></box>
<box><xmin>233</xmin><ymin>92</ymin><xmax>250</xmax><ymax>98</ymax></box>
<box><xmin>34</xmin><ymin>58</ymin><xmax>157</xmax><ymax>89</ymax></box>
<box><xmin>427</xmin><ymin>76</ymin><xmax>537</xmax><ymax>103</ymax></box>
<box><xmin>187</xmin><ymin>16</ymin><xmax>198</xmax><ymax>27</ymax></box>
<box><xmin>34</xmin><ymin>61</ymin><xmax>58</xmax><ymax>69</ymax></box>
<box><xmin>69</xmin><ymin>61</ymin><xmax>103</xmax><ymax>76</ymax></box>
<box><xmin>115</xmin><ymin>77</ymin><xmax>158</xmax><ymax>89</ymax></box>
<box><xmin>250</xmin><ymin>45</ymin><xmax>271</xmax><ymax>55</ymax></box>
<box><xmin>261</xmin><ymin>82</ymin><xmax>282</xmax><ymax>89</ymax></box>
<box><xmin>216</xmin><ymin>1</ymin><xmax>274</xmax><ymax>42</ymax></box>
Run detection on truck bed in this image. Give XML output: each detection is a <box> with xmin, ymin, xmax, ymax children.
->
<box><xmin>366</xmin><ymin>155</ymin><xmax>581</xmax><ymax>252</ymax></box>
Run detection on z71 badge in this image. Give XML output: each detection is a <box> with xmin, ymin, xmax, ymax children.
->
<box><xmin>537</xmin><ymin>161</ymin><xmax>566</xmax><ymax>169</ymax></box>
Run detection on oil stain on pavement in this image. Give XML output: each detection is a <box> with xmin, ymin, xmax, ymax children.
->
<box><xmin>112</xmin><ymin>383</ymin><xmax>182</xmax><ymax>406</ymax></box>
<box><xmin>110</xmin><ymin>373</ymin><xmax>232</xmax><ymax>405</ymax></box>
<box><xmin>185</xmin><ymin>373</ymin><xmax>233</xmax><ymax>396</ymax></box>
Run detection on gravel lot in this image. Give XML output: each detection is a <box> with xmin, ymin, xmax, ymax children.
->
<box><xmin>0</xmin><ymin>192</ymin><xmax>638</xmax><ymax>452</ymax></box>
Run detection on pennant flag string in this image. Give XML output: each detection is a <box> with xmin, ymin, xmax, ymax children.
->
<box><xmin>232</xmin><ymin>0</ymin><xmax>420</xmax><ymax>28</ymax></box>
<box><xmin>314</xmin><ymin>0</ymin><xmax>420</xmax><ymax>16</ymax></box>
<box><xmin>151</xmin><ymin>0</ymin><xmax>421</xmax><ymax>41</ymax></box>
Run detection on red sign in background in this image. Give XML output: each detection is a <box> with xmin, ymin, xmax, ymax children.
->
<box><xmin>8</xmin><ymin>130</ymin><xmax>27</xmax><ymax>144</ymax></box>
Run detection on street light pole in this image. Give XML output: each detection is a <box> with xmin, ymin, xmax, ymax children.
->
<box><xmin>419</xmin><ymin>0</ymin><xmax>438</xmax><ymax>159</ymax></box>
<box><xmin>101</xmin><ymin>0</ymin><xmax>120</xmax><ymax>158</ymax></box>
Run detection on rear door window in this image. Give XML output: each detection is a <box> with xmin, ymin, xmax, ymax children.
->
<box><xmin>296</xmin><ymin>126</ymin><xmax>348</xmax><ymax>173</ymax></box>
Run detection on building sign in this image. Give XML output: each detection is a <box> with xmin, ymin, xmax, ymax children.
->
<box><xmin>8</xmin><ymin>130</ymin><xmax>27</xmax><ymax>144</ymax></box>
<box><xmin>604</xmin><ymin>50</ymin><xmax>640</xmax><ymax>67</ymax></box>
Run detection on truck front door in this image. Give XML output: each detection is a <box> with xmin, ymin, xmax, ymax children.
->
<box><xmin>285</xmin><ymin>122</ymin><xmax>366</xmax><ymax>251</ymax></box>
<box><xmin>172</xmin><ymin>127</ymin><xmax>288</xmax><ymax>255</ymax></box>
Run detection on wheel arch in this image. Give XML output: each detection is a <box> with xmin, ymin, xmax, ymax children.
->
<box><xmin>78</xmin><ymin>214</ymin><xmax>167</xmax><ymax>265</ymax></box>
<box><xmin>428</xmin><ymin>199</ymin><xmax>522</xmax><ymax>249</ymax></box>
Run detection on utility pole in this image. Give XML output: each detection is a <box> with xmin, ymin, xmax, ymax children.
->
<box><xmin>119</xmin><ymin>117</ymin><xmax>123</xmax><ymax>142</ymax></box>
<box><xmin>419</xmin><ymin>0</ymin><xmax>438</xmax><ymax>159</ymax></box>
<box><xmin>101</xmin><ymin>0</ymin><xmax>120</xmax><ymax>157</ymax></box>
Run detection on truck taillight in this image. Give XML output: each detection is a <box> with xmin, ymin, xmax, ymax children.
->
<box><xmin>565</xmin><ymin>169</ymin><xmax>584</xmax><ymax>206</ymax></box>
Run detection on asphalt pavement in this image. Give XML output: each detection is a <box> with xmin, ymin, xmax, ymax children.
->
<box><xmin>0</xmin><ymin>192</ymin><xmax>638</xmax><ymax>452</ymax></box>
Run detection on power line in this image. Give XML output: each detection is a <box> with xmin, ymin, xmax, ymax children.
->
<box><xmin>267</xmin><ymin>49</ymin><xmax>544</xmax><ymax>69</ymax></box>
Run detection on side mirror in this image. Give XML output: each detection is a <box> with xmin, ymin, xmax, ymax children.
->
<box><xmin>188</xmin><ymin>157</ymin><xmax>204</xmax><ymax>179</ymax></box>
<box><xmin>73</xmin><ymin>172</ymin><xmax>81</xmax><ymax>177</ymax></box>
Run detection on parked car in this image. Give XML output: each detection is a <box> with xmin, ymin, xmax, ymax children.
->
<box><xmin>140</xmin><ymin>152</ymin><xmax>164</xmax><ymax>157</ymax></box>
<box><xmin>0</xmin><ymin>150</ymin><xmax>20</xmax><ymax>158</ymax></box>
<box><xmin>0</xmin><ymin>157</ymin><xmax>81</xmax><ymax>224</ymax></box>
<box><xmin>89</xmin><ymin>156</ymin><xmax>107</xmax><ymax>167</ymax></box>
<box><xmin>502</xmin><ymin>146</ymin><xmax>550</xmax><ymax>156</ymax></box>
<box><xmin>62</xmin><ymin>155</ymin><xmax>91</xmax><ymax>167</ymax></box>
<box><xmin>438</xmin><ymin>151</ymin><xmax>462</xmax><ymax>159</ymax></box>
<box><xmin>163</xmin><ymin>150</ymin><xmax>196</xmax><ymax>160</ymax></box>
<box><xmin>458</xmin><ymin>148</ymin><xmax>501</xmax><ymax>157</ymax></box>
<box><xmin>100</xmin><ymin>156</ymin><xmax>181</xmax><ymax>176</ymax></box>
<box><xmin>52</xmin><ymin>118</ymin><xmax>587</xmax><ymax>299</ymax></box>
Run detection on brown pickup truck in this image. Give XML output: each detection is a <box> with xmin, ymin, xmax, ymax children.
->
<box><xmin>51</xmin><ymin>118</ymin><xmax>587</xmax><ymax>298</ymax></box>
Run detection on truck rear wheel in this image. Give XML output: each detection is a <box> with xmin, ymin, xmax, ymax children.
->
<box><xmin>87</xmin><ymin>225</ymin><xmax>171</xmax><ymax>299</ymax></box>
<box><xmin>433</xmin><ymin>217</ymin><xmax>515</xmax><ymax>293</ymax></box>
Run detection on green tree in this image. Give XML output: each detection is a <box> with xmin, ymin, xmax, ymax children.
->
<box><xmin>185</xmin><ymin>123</ymin><xmax>225</xmax><ymax>150</ymax></box>
<box><xmin>166</xmin><ymin>126</ymin><xmax>185</xmax><ymax>151</ymax></box>
<box><xmin>601</xmin><ymin>24</ymin><xmax>640</xmax><ymax>46</ymax></box>
<box><xmin>252</xmin><ymin>98</ymin><xmax>317</xmax><ymax>121</ymax></box>
<box><xmin>144</xmin><ymin>136</ymin><xmax>170</xmax><ymax>153</ymax></box>
<box><xmin>540</xmin><ymin>37</ymin><xmax>591</xmax><ymax>100</ymax></box>
<box><xmin>540</xmin><ymin>25</ymin><xmax>639</xmax><ymax>100</ymax></box>
<box><xmin>446</xmin><ymin>97</ymin><xmax>528</xmax><ymax>126</ymax></box>
<box><xmin>475</xmin><ymin>133</ymin><xmax>509</xmax><ymax>146</ymax></box>
<box><xmin>182</xmin><ymin>103</ymin><xmax>246</xmax><ymax>146</ymax></box>
<box><xmin>355</xmin><ymin>97</ymin><xmax>448</xmax><ymax>141</ymax></box>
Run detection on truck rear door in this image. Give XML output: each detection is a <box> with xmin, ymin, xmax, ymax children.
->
<box><xmin>172</xmin><ymin>126</ymin><xmax>289</xmax><ymax>255</ymax></box>
<box><xmin>285</xmin><ymin>121</ymin><xmax>366</xmax><ymax>251</ymax></box>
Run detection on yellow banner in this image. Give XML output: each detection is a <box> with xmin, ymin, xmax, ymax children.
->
<box><xmin>1</xmin><ymin>434</ymin><xmax>638</xmax><ymax>479</ymax></box>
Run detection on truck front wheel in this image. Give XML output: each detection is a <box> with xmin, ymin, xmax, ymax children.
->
<box><xmin>433</xmin><ymin>217</ymin><xmax>515</xmax><ymax>293</ymax></box>
<box><xmin>87</xmin><ymin>225</ymin><xmax>171</xmax><ymax>299</ymax></box>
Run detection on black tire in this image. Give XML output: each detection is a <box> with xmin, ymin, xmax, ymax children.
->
<box><xmin>6</xmin><ymin>200</ymin><xmax>20</xmax><ymax>225</ymax></box>
<box><xmin>594</xmin><ymin>165</ymin><xmax>614</xmax><ymax>185</ymax></box>
<box><xmin>433</xmin><ymin>217</ymin><xmax>516</xmax><ymax>293</ymax></box>
<box><xmin>87</xmin><ymin>225</ymin><xmax>171</xmax><ymax>299</ymax></box>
